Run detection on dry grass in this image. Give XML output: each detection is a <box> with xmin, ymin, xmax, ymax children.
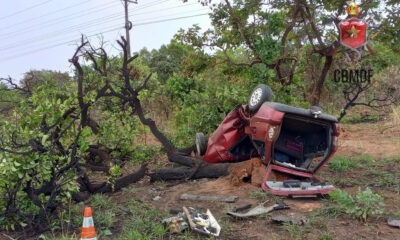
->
<box><xmin>391</xmin><ymin>105</ymin><xmax>400</xmax><ymax>125</ymax></box>
<box><xmin>377</xmin><ymin>105</ymin><xmax>400</xmax><ymax>134</ymax></box>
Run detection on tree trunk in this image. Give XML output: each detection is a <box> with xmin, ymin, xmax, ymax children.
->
<box><xmin>75</xmin><ymin>164</ymin><xmax>147</xmax><ymax>201</ymax></box>
<box><xmin>311</xmin><ymin>56</ymin><xmax>333</xmax><ymax>106</ymax></box>
<box><xmin>149</xmin><ymin>163</ymin><xmax>231</xmax><ymax>181</ymax></box>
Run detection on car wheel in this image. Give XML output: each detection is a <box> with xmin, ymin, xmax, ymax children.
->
<box><xmin>195</xmin><ymin>132</ymin><xmax>207</xmax><ymax>156</ymax></box>
<box><xmin>248</xmin><ymin>84</ymin><xmax>272</xmax><ymax>113</ymax></box>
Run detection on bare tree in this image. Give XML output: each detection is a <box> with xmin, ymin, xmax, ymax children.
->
<box><xmin>338</xmin><ymin>76</ymin><xmax>397</xmax><ymax>122</ymax></box>
<box><xmin>69</xmin><ymin>35</ymin><xmax>238</xmax><ymax>182</ymax></box>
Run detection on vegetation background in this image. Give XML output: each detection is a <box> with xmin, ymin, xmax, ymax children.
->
<box><xmin>0</xmin><ymin>0</ymin><xmax>400</xmax><ymax>239</ymax></box>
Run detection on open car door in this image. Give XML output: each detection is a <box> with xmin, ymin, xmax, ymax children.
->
<box><xmin>247</xmin><ymin>102</ymin><xmax>340</xmax><ymax>197</ymax></box>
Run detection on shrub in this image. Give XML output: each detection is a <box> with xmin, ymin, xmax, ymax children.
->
<box><xmin>329</xmin><ymin>188</ymin><xmax>385</xmax><ymax>221</ymax></box>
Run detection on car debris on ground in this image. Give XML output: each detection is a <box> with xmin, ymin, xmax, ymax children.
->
<box><xmin>162</xmin><ymin>212</ymin><xmax>188</xmax><ymax>234</ymax></box>
<box><xmin>226</xmin><ymin>202</ymin><xmax>289</xmax><ymax>218</ymax></box>
<box><xmin>152</xmin><ymin>196</ymin><xmax>162</xmax><ymax>201</ymax></box>
<box><xmin>180</xmin><ymin>193</ymin><xmax>239</xmax><ymax>203</ymax></box>
<box><xmin>163</xmin><ymin>207</ymin><xmax>221</xmax><ymax>237</ymax></box>
<box><xmin>271</xmin><ymin>213</ymin><xmax>307</xmax><ymax>225</ymax></box>
<box><xmin>388</xmin><ymin>218</ymin><xmax>400</xmax><ymax>228</ymax></box>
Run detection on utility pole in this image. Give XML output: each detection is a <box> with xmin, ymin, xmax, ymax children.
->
<box><xmin>123</xmin><ymin>0</ymin><xmax>137</xmax><ymax>57</ymax></box>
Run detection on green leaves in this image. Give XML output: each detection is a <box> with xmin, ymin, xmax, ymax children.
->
<box><xmin>41</xmin><ymin>134</ymin><xmax>50</xmax><ymax>146</ymax></box>
<box><xmin>0</xmin><ymin>78</ymin><xmax>81</xmax><ymax>230</ymax></box>
<box><xmin>329</xmin><ymin>188</ymin><xmax>385</xmax><ymax>222</ymax></box>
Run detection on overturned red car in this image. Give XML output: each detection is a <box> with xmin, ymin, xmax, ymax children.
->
<box><xmin>195</xmin><ymin>84</ymin><xmax>340</xmax><ymax>197</ymax></box>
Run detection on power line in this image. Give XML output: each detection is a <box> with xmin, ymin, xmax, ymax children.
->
<box><xmin>0</xmin><ymin>13</ymin><xmax>209</xmax><ymax>62</ymax></box>
<box><xmin>0</xmin><ymin>26</ymin><xmax>123</xmax><ymax>63</ymax></box>
<box><xmin>0</xmin><ymin>0</ymin><xmax>56</xmax><ymax>21</ymax></box>
<box><xmin>133</xmin><ymin>0</ymin><xmax>171</xmax><ymax>11</ymax></box>
<box><xmin>0</xmin><ymin>1</ymin><xmax>206</xmax><ymax>53</ymax></box>
<box><xmin>0</xmin><ymin>11</ymin><xmax>126</xmax><ymax>46</ymax></box>
<box><xmin>0</xmin><ymin>0</ymin><xmax>92</xmax><ymax>32</ymax></box>
<box><xmin>133</xmin><ymin>7</ymin><xmax>207</xmax><ymax>24</ymax></box>
<box><xmin>0</xmin><ymin>10</ymin><xmax>209</xmax><ymax>55</ymax></box>
<box><xmin>0</xmin><ymin>0</ymin><xmax>171</xmax><ymax>39</ymax></box>
<box><xmin>132</xmin><ymin>13</ymin><xmax>208</xmax><ymax>27</ymax></box>
<box><xmin>0</xmin><ymin>4</ymin><xmax>205</xmax><ymax>52</ymax></box>
<box><xmin>0</xmin><ymin>1</ymin><xmax>121</xmax><ymax>38</ymax></box>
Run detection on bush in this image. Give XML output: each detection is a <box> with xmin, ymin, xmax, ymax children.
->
<box><xmin>329</xmin><ymin>188</ymin><xmax>385</xmax><ymax>221</ymax></box>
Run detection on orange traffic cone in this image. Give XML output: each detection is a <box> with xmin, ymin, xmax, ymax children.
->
<box><xmin>80</xmin><ymin>207</ymin><xmax>97</xmax><ymax>240</ymax></box>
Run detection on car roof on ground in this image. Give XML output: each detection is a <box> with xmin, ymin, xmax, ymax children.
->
<box><xmin>264</xmin><ymin>102</ymin><xmax>338</xmax><ymax>122</ymax></box>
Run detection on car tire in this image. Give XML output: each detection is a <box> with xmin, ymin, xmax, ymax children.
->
<box><xmin>195</xmin><ymin>132</ymin><xmax>207</xmax><ymax>156</ymax></box>
<box><xmin>248</xmin><ymin>84</ymin><xmax>272</xmax><ymax>113</ymax></box>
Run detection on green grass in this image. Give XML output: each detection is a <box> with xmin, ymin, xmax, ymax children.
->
<box><xmin>249</xmin><ymin>190</ymin><xmax>269</xmax><ymax>203</ymax></box>
<box><xmin>329</xmin><ymin>177</ymin><xmax>360</xmax><ymax>187</ymax></box>
<box><xmin>386</xmin><ymin>211</ymin><xmax>400</xmax><ymax>220</ymax></box>
<box><xmin>249</xmin><ymin>190</ymin><xmax>283</xmax><ymax>203</ymax></box>
<box><xmin>395</xmin><ymin>156</ymin><xmax>400</xmax><ymax>164</ymax></box>
<box><xmin>119</xmin><ymin>200</ymin><xmax>168</xmax><ymax>240</ymax></box>
<box><xmin>329</xmin><ymin>156</ymin><xmax>358</xmax><ymax>171</ymax></box>
<box><xmin>318</xmin><ymin>231</ymin><xmax>335</xmax><ymax>240</ymax></box>
<box><xmin>91</xmin><ymin>194</ymin><xmax>117</xmax><ymax>210</ymax></box>
<box><xmin>329</xmin><ymin>155</ymin><xmax>383</xmax><ymax>171</ymax></box>
<box><xmin>38</xmin><ymin>236</ymin><xmax>77</xmax><ymax>240</ymax></box>
<box><xmin>312</xmin><ymin>201</ymin><xmax>344</xmax><ymax>219</ymax></box>
<box><xmin>390</xmin><ymin>136</ymin><xmax>400</xmax><ymax>142</ymax></box>
<box><xmin>282</xmin><ymin>222</ymin><xmax>310</xmax><ymax>240</ymax></box>
<box><xmin>368</xmin><ymin>169</ymin><xmax>400</xmax><ymax>191</ymax></box>
<box><xmin>354</xmin><ymin>155</ymin><xmax>375</xmax><ymax>164</ymax></box>
<box><xmin>328</xmin><ymin>188</ymin><xmax>385</xmax><ymax>222</ymax></box>
<box><xmin>341</xmin><ymin>114</ymin><xmax>380</xmax><ymax>124</ymax></box>
<box><xmin>45</xmin><ymin>194</ymin><xmax>238</xmax><ymax>240</ymax></box>
<box><xmin>94</xmin><ymin>210</ymin><xmax>116</xmax><ymax>231</ymax></box>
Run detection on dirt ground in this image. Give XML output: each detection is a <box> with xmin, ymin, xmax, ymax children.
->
<box><xmin>5</xmin><ymin>122</ymin><xmax>399</xmax><ymax>240</ymax></box>
<box><xmin>96</xmin><ymin>121</ymin><xmax>400</xmax><ymax>240</ymax></box>
<box><xmin>338</xmin><ymin>123</ymin><xmax>400</xmax><ymax>158</ymax></box>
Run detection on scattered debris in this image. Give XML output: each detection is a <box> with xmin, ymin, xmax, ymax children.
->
<box><xmin>148</xmin><ymin>187</ymin><xmax>159</xmax><ymax>195</ymax></box>
<box><xmin>162</xmin><ymin>212</ymin><xmax>188</xmax><ymax>234</ymax></box>
<box><xmin>152</xmin><ymin>196</ymin><xmax>162</xmax><ymax>201</ymax></box>
<box><xmin>226</xmin><ymin>202</ymin><xmax>289</xmax><ymax>218</ymax></box>
<box><xmin>183</xmin><ymin>207</ymin><xmax>221</xmax><ymax>237</ymax></box>
<box><xmin>271</xmin><ymin>214</ymin><xmax>306</xmax><ymax>225</ymax></box>
<box><xmin>231</xmin><ymin>204</ymin><xmax>252</xmax><ymax>213</ymax></box>
<box><xmin>163</xmin><ymin>207</ymin><xmax>221</xmax><ymax>237</ymax></box>
<box><xmin>169</xmin><ymin>209</ymin><xmax>182</xmax><ymax>215</ymax></box>
<box><xmin>388</xmin><ymin>218</ymin><xmax>400</xmax><ymax>228</ymax></box>
<box><xmin>180</xmin><ymin>193</ymin><xmax>238</xmax><ymax>203</ymax></box>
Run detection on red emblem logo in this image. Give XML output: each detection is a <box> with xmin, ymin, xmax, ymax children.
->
<box><xmin>339</xmin><ymin>18</ymin><xmax>367</xmax><ymax>49</ymax></box>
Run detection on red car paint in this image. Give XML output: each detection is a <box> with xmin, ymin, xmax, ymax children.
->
<box><xmin>201</xmin><ymin>102</ymin><xmax>340</xmax><ymax>196</ymax></box>
<box><xmin>202</xmin><ymin>106</ymin><xmax>250</xmax><ymax>163</ymax></box>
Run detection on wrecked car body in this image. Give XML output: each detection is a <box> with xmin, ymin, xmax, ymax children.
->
<box><xmin>195</xmin><ymin>84</ymin><xmax>340</xmax><ymax>197</ymax></box>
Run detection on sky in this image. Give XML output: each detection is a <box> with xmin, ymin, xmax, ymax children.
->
<box><xmin>0</xmin><ymin>0</ymin><xmax>213</xmax><ymax>79</ymax></box>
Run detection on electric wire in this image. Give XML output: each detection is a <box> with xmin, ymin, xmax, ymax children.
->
<box><xmin>0</xmin><ymin>0</ymin><xmax>170</xmax><ymax>39</ymax></box>
<box><xmin>0</xmin><ymin>0</ymin><xmax>56</xmax><ymax>21</ymax></box>
<box><xmin>0</xmin><ymin>13</ymin><xmax>209</xmax><ymax>62</ymax></box>
<box><xmin>0</xmin><ymin>1</ymin><xmax>122</xmax><ymax>38</ymax></box>
<box><xmin>0</xmin><ymin>0</ymin><xmax>92</xmax><ymax>32</ymax></box>
<box><xmin>132</xmin><ymin>13</ymin><xmax>208</xmax><ymax>27</ymax></box>
<box><xmin>0</xmin><ymin>3</ymin><xmax>204</xmax><ymax>52</ymax></box>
